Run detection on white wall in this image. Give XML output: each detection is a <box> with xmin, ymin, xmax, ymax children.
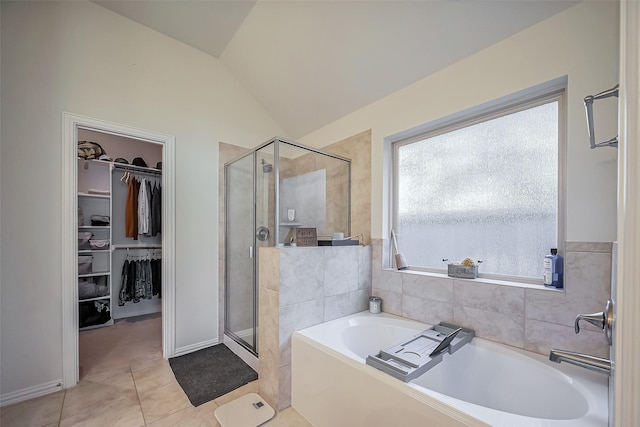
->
<box><xmin>0</xmin><ymin>1</ymin><xmax>284</xmax><ymax>397</ymax></box>
<box><xmin>299</xmin><ymin>1</ymin><xmax>620</xmax><ymax>243</ymax></box>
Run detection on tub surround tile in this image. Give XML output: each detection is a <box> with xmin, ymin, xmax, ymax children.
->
<box><xmin>324</xmin><ymin>247</ymin><xmax>359</xmax><ymax>296</ymax></box>
<box><xmin>524</xmin><ymin>319</ymin><xmax>610</xmax><ymax>360</ymax></box>
<box><xmin>278</xmin><ymin>364</ymin><xmax>292</xmax><ymax>410</ymax></box>
<box><xmin>374</xmin><ymin>269</ymin><xmax>403</xmax><ymax>293</ymax></box>
<box><xmin>372</xmin><ymin>289</ymin><xmax>402</xmax><ymax>316</ymax></box>
<box><xmin>259</xmin><ymin>245</ymin><xmax>373</xmax><ymax>411</ymax></box>
<box><xmin>454</xmin><ymin>280</ymin><xmax>524</xmax><ymax>317</ymax></box>
<box><xmin>454</xmin><ymin>305</ymin><xmax>524</xmax><ymax>349</ymax></box>
<box><xmin>371</xmin><ymin>239</ymin><xmax>613</xmax><ymax>357</ymax></box>
<box><xmin>324</xmin><ymin>289</ymin><xmax>370</xmax><ymax>322</ymax></box>
<box><xmin>402</xmin><ymin>274</ymin><xmax>453</xmax><ymax>302</ymax></box>
<box><xmin>279</xmin><ymin>248</ymin><xmax>325</xmax><ymax>306</ymax></box>
<box><xmin>565</xmin><ymin>241</ymin><xmax>612</xmax><ymax>253</ymax></box>
<box><xmin>402</xmin><ymin>294</ymin><xmax>452</xmax><ymax>325</ymax></box>
<box><xmin>279</xmin><ymin>300</ymin><xmax>324</xmax><ymax>367</ymax></box>
<box><xmin>259</xmin><ymin>248</ymin><xmax>280</xmax><ymax>292</ymax></box>
<box><xmin>358</xmin><ymin>245</ymin><xmax>372</xmax><ymax>289</ymax></box>
<box><xmin>525</xmin><ymin>251</ymin><xmax>611</xmax><ymax>330</ymax></box>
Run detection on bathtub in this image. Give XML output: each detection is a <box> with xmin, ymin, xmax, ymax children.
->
<box><xmin>291</xmin><ymin>311</ymin><xmax>608</xmax><ymax>427</ymax></box>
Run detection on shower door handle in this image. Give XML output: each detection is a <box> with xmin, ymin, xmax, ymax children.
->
<box><xmin>249</xmin><ymin>246</ymin><xmax>254</xmax><ymax>259</ymax></box>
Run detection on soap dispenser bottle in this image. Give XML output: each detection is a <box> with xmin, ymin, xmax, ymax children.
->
<box><xmin>544</xmin><ymin>248</ymin><xmax>563</xmax><ymax>289</ymax></box>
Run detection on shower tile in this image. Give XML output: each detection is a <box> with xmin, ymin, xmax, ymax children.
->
<box><xmin>402</xmin><ymin>274</ymin><xmax>453</xmax><ymax>303</ymax></box>
<box><xmin>324</xmin><ymin>247</ymin><xmax>359</xmax><ymax>296</ymax></box>
<box><xmin>402</xmin><ymin>294</ymin><xmax>453</xmax><ymax>325</ymax></box>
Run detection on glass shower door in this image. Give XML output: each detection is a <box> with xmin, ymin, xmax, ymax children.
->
<box><xmin>225</xmin><ymin>154</ymin><xmax>257</xmax><ymax>353</ymax></box>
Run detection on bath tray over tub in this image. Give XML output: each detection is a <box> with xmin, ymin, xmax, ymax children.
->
<box><xmin>366</xmin><ymin>322</ymin><xmax>475</xmax><ymax>382</ymax></box>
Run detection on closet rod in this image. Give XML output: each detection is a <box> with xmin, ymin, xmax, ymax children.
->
<box><xmin>113</xmin><ymin>244</ymin><xmax>162</xmax><ymax>250</ymax></box>
<box><xmin>112</xmin><ymin>163</ymin><xmax>162</xmax><ymax>176</ymax></box>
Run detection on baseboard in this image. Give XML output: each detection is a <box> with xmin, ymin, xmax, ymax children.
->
<box><xmin>0</xmin><ymin>380</ymin><xmax>63</xmax><ymax>407</ymax></box>
<box><xmin>173</xmin><ymin>338</ymin><xmax>219</xmax><ymax>357</ymax></box>
<box><xmin>224</xmin><ymin>334</ymin><xmax>259</xmax><ymax>372</ymax></box>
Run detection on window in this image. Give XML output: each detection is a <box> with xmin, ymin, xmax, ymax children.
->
<box><xmin>393</xmin><ymin>87</ymin><xmax>565</xmax><ymax>282</ymax></box>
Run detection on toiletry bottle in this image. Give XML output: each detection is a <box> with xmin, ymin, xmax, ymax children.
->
<box><xmin>544</xmin><ymin>248</ymin><xmax>563</xmax><ymax>289</ymax></box>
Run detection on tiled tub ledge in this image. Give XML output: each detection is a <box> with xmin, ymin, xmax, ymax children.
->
<box><xmin>381</xmin><ymin>268</ymin><xmax>562</xmax><ymax>292</ymax></box>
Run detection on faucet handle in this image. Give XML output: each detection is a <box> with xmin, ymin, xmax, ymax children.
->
<box><xmin>574</xmin><ymin>311</ymin><xmax>605</xmax><ymax>334</ymax></box>
<box><xmin>574</xmin><ymin>299</ymin><xmax>614</xmax><ymax>345</ymax></box>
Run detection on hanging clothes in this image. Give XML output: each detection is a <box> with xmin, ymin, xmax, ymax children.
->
<box><xmin>151</xmin><ymin>182</ymin><xmax>161</xmax><ymax>236</ymax></box>
<box><xmin>118</xmin><ymin>256</ymin><xmax>160</xmax><ymax>305</ymax></box>
<box><xmin>138</xmin><ymin>178</ymin><xmax>150</xmax><ymax>236</ymax></box>
<box><xmin>125</xmin><ymin>176</ymin><xmax>141</xmax><ymax>240</ymax></box>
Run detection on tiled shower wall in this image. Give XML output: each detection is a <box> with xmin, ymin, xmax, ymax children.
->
<box><xmin>258</xmin><ymin>245</ymin><xmax>372</xmax><ymax>410</ymax></box>
<box><xmin>372</xmin><ymin>239</ymin><xmax>612</xmax><ymax>359</ymax></box>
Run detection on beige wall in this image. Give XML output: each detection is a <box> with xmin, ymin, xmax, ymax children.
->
<box><xmin>0</xmin><ymin>1</ymin><xmax>284</xmax><ymax>398</ymax></box>
<box><xmin>299</xmin><ymin>1</ymin><xmax>619</xmax><ymax>243</ymax></box>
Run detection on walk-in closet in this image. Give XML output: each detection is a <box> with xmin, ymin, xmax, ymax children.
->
<box><xmin>76</xmin><ymin>128</ymin><xmax>164</xmax><ymax>377</ymax></box>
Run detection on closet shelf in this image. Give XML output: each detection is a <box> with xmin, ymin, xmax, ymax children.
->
<box><xmin>79</xmin><ymin>295</ymin><xmax>111</xmax><ymax>303</ymax></box>
<box><xmin>78</xmin><ymin>225</ymin><xmax>110</xmax><ymax>230</ymax></box>
<box><xmin>79</xmin><ymin>271</ymin><xmax>111</xmax><ymax>278</ymax></box>
<box><xmin>78</xmin><ymin>249</ymin><xmax>110</xmax><ymax>254</ymax></box>
<box><xmin>78</xmin><ymin>192</ymin><xmax>110</xmax><ymax>199</ymax></box>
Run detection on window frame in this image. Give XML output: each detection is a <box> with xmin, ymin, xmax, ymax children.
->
<box><xmin>389</xmin><ymin>81</ymin><xmax>567</xmax><ymax>284</ymax></box>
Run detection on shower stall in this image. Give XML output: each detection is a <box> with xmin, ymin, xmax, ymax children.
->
<box><xmin>224</xmin><ymin>137</ymin><xmax>351</xmax><ymax>355</ymax></box>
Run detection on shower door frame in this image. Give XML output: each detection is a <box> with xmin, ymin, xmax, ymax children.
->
<box><xmin>224</xmin><ymin>137</ymin><xmax>351</xmax><ymax>356</ymax></box>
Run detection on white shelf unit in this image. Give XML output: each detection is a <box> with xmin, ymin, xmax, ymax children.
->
<box><xmin>77</xmin><ymin>159</ymin><xmax>113</xmax><ymax>331</ymax></box>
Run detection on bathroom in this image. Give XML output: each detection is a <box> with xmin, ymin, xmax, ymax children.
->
<box><xmin>1</xmin><ymin>1</ymin><xmax>638</xmax><ymax>426</ymax></box>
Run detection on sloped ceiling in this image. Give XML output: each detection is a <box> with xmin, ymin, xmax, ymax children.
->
<box><xmin>94</xmin><ymin>0</ymin><xmax>578</xmax><ymax>139</ymax></box>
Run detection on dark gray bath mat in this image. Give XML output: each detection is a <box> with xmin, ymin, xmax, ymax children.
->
<box><xmin>169</xmin><ymin>343</ymin><xmax>257</xmax><ymax>407</ymax></box>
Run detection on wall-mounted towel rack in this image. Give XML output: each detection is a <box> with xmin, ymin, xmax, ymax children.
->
<box><xmin>584</xmin><ymin>84</ymin><xmax>619</xmax><ymax>149</ymax></box>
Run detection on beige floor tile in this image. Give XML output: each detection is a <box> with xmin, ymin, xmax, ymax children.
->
<box><xmin>148</xmin><ymin>400</ymin><xmax>221</xmax><ymax>427</ymax></box>
<box><xmin>132</xmin><ymin>358</ymin><xmax>176</xmax><ymax>394</ymax></box>
<box><xmin>138</xmin><ymin>380</ymin><xmax>192</xmax><ymax>423</ymax></box>
<box><xmin>0</xmin><ymin>391</ymin><xmax>65</xmax><ymax>427</ymax></box>
<box><xmin>59</xmin><ymin>396</ymin><xmax>145</xmax><ymax>427</ymax></box>
<box><xmin>213</xmin><ymin>380</ymin><xmax>259</xmax><ymax>407</ymax></box>
<box><xmin>61</xmin><ymin>372</ymin><xmax>137</xmax><ymax>420</ymax></box>
<box><xmin>267</xmin><ymin>407</ymin><xmax>313</xmax><ymax>427</ymax></box>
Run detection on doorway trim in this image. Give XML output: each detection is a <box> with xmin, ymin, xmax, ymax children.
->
<box><xmin>61</xmin><ymin>112</ymin><xmax>176</xmax><ymax>388</ymax></box>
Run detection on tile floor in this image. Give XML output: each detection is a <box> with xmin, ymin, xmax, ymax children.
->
<box><xmin>0</xmin><ymin>314</ymin><xmax>312</xmax><ymax>427</ymax></box>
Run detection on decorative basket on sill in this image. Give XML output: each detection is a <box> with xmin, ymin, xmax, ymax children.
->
<box><xmin>443</xmin><ymin>258</ymin><xmax>482</xmax><ymax>279</ymax></box>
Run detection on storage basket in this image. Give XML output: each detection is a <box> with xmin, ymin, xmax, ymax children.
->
<box><xmin>78</xmin><ymin>255</ymin><xmax>93</xmax><ymax>275</ymax></box>
<box><xmin>78</xmin><ymin>232</ymin><xmax>93</xmax><ymax>250</ymax></box>
<box><xmin>447</xmin><ymin>264</ymin><xmax>478</xmax><ymax>279</ymax></box>
<box><xmin>89</xmin><ymin>239</ymin><xmax>110</xmax><ymax>250</ymax></box>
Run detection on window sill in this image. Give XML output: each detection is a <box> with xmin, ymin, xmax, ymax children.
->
<box><xmin>381</xmin><ymin>268</ymin><xmax>564</xmax><ymax>292</ymax></box>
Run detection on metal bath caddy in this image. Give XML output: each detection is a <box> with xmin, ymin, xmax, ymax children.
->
<box><xmin>366</xmin><ymin>322</ymin><xmax>475</xmax><ymax>382</ymax></box>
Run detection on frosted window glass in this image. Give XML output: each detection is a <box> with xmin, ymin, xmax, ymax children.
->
<box><xmin>396</xmin><ymin>101</ymin><xmax>558</xmax><ymax>279</ymax></box>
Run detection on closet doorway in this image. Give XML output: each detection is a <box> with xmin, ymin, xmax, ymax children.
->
<box><xmin>62</xmin><ymin>113</ymin><xmax>176</xmax><ymax>388</ymax></box>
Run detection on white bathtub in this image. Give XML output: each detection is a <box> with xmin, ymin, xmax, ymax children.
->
<box><xmin>291</xmin><ymin>311</ymin><xmax>608</xmax><ymax>427</ymax></box>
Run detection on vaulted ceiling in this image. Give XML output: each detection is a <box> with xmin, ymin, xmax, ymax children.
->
<box><xmin>94</xmin><ymin>0</ymin><xmax>577</xmax><ymax>139</ymax></box>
